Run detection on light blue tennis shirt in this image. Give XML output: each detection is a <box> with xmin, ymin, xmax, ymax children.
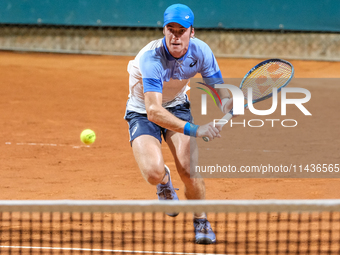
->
<box><xmin>126</xmin><ymin>37</ymin><xmax>222</xmax><ymax>113</ymax></box>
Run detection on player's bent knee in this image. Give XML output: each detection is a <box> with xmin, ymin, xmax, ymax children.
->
<box><xmin>140</xmin><ymin>164</ymin><xmax>165</xmax><ymax>185</ymax></box>
<box><xmin>145</xmin><ymin>172</ymin><xmax>163</xmax><ymax>185</ymax></box>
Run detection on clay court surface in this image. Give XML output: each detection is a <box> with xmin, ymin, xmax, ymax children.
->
<box><xmin>0</xmin><ymin>51</ymin><xmax>340</xmax><ymax>254</ymax></box>
<box><xmin>1</xmin><ymin>51</ymin><xmax>339</xmax><ymax>201</ymax></box>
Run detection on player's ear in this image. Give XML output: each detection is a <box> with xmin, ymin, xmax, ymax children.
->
<box><xmin>190</xmin><ymin>27</ymin><xmax>195</xmax><ymax>38</ymax></box>
<box><xmin>163</xmin><ymin>26</ymin><xmax>166</xmax><ymax>36</ymax></box>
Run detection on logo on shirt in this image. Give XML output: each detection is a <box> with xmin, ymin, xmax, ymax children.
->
<box><xmin>189</xmin><ymin>60</ymin><xmax>197</xmax><ymax>67</ymax></box>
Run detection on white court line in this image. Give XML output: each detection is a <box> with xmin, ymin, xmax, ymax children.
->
<box><xmin>237</xmin><ymin>149</ymin><xmax>281</xmax><ymax>153</ymax></box>
<box><xmin>0</xmin><ymin>246</ymin><xmax>228</xmax><ymax>255</ymax></box>
<box><xmin>4</xmin><ymin>142</ymin><xmax>90</xmax><ymax>149</ymax></box>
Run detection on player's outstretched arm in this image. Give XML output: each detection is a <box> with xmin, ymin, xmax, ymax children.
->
<box><xmin>145</xmin><ymin>92</ymin><xmax>222</xmax><ymax>139</ymax></box>
<box><xmin>145</xmin><ymin>91</ymin><xmax>189</xmax><ymax>133</ymax></box>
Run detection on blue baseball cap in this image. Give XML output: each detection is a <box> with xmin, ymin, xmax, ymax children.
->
<box><xmin>163</xmin><ymin>4</ymin><xmax>194</xmax><ymax>28</ymax></box>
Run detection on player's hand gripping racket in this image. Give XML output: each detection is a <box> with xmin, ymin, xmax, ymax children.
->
<box><xmin>203</xmin><ymin>59</ymin><xmax>294</xmax><ymax>142</ymax></box>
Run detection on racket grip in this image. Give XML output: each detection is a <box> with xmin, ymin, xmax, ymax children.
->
<box><xmin>202</xmin><ymin>112</ymin><xmax>233</xmax><ymax>142</ymax></box>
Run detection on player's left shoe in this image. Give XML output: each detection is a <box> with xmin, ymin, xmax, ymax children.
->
<box><xmin>193</xmin><ymin>218</ymin><xmax>216</xmax><ymax>244</ymax></box>
<box><xmin>156</xmin><ymin>165</ymin><xmax>179</xmax><ymax>217</ymax></box>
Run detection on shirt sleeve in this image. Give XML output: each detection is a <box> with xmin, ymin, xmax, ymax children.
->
<box><xmin>139</xmin><ymin>51</ymin><xmax>163</xmax><ymax>93</ymax></box>
<box><xmin>199</xmin><ymin>44</ymin><xmax>224</xmax><ymax>87</ymax></box>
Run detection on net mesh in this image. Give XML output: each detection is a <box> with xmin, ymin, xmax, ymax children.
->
<box><xmin>241</xmin><ymin>61</ymin><xmax>293</xmax><ymax>100</ymax></box>
<box><xmin>0</xmin><ymin>200</ymin><xmax>340</xmax><ymax>255</ymax></box>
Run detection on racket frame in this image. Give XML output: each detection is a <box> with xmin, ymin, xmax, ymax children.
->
<box><xmin>202</xmin><ymin>58</ymin><xmax>294</xmax><ymax>142</ymax></box>
<box><xmin>240</xmin><ymin>58</ymin><xmax>295</xmax><ymax>110</ymax></box>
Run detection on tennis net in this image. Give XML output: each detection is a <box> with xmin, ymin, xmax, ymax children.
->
<box><xmin>0</xmin><ymin>200</ymin><xmax>340</xmax><ymax>254</ymax></box>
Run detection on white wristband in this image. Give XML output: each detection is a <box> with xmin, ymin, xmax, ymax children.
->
<box><xmin>220</xmin><ymin>98</ymin><xmax>230</xmax><ymax>111</ymax></box>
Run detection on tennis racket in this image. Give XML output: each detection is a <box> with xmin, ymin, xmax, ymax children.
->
<box><xmin>203</xmin><ymin>58</ymin><xmax>294</xmax><ymax>142</ymax></box>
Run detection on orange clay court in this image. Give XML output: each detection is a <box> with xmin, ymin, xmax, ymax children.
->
<box><xmin>1</xmin><ymin>51</ymin><xmax>339</xmax><ymax>201</ymax></box>
<box><xmin>0</xmin><ymin>51</ymin><xmax>340</xmax><ymax>254</ymax></box>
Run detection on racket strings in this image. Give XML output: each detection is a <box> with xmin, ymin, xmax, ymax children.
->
<box><xmin>241</xmin><ymin>61</ymin><xmax>293</xmax><ymax>100</ymax></box>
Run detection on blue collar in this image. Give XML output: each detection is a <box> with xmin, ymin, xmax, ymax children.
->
<box><xmin>162</xmin><ymin>37</ymin><xmax>191</xmax><ymax>61</ymax></box>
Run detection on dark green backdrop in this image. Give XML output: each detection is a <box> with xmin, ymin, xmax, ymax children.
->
<box><xmin>0</xmin><ymin>0</ymin><xmax>339</xmax><ymax>31</ymax></box>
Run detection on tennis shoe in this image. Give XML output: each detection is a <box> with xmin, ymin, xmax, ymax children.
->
<box><xmin>156</xmin><ymin>165</ymin><xmax>179</xmax><ymax>217</ymax></box>
<box><xmin>194</xmin><ymin>218</ymin><xmax>216</xmax><ymax>244</ymax></box>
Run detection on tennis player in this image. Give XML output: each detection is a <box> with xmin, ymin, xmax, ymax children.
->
<box><xmin>125</xmin><ymin>4</ymin><xmax>232</xmax><ymax>244</ymax></box>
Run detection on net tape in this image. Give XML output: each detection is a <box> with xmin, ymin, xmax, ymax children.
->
<box><xmin>1</xmin><ymin>199</ymin><xmax>340</xmax><ymax>213</ymax></box>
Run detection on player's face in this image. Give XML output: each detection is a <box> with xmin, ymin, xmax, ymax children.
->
<box><xmin>163</xmin><ymin>23</ymin><xmax>194</xmax><ymax>59</ymax></box>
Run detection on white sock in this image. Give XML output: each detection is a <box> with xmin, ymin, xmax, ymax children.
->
<box><xmin>194</xmin><ymin>213</ymin><xmax>207</xmax><ymax>219</ymax></box>
<box><xmin>160</xmin><ymin>171</ymin><xmax>169</xmax><ymax>185</ymax></box>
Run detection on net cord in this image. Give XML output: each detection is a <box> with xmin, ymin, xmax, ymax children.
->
<box><xmin>0</xmin><ymin>200</ymin><xmax>340</xmax><ymax>213</ymax></box>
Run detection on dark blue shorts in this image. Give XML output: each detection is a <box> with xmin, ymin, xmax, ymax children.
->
<box><xmin>125</xmin><ymin>101</ymin><xmax>192</xmax><ymax>144</ymax></box>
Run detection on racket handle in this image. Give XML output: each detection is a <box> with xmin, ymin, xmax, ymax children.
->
<box><xmin>202</xmin><ymin>112</ymin><xmax>233</xmax><ymax>142</ymax></box>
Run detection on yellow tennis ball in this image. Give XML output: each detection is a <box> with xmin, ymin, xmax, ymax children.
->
<box><xmin>80</xmin><ymin>129</ymin><xmax>96</xmax><ymax>145</ymax></box>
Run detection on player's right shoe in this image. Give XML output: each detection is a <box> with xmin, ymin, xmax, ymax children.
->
<box><xmin>194</xmin><ymin>218</ymin><xmax>216</xmax><ymax>244</ymax></box>
<box><xmin>156</xmin><ymin>165</ymin><xmax>179</xmax><ymax>217</ymax></box>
